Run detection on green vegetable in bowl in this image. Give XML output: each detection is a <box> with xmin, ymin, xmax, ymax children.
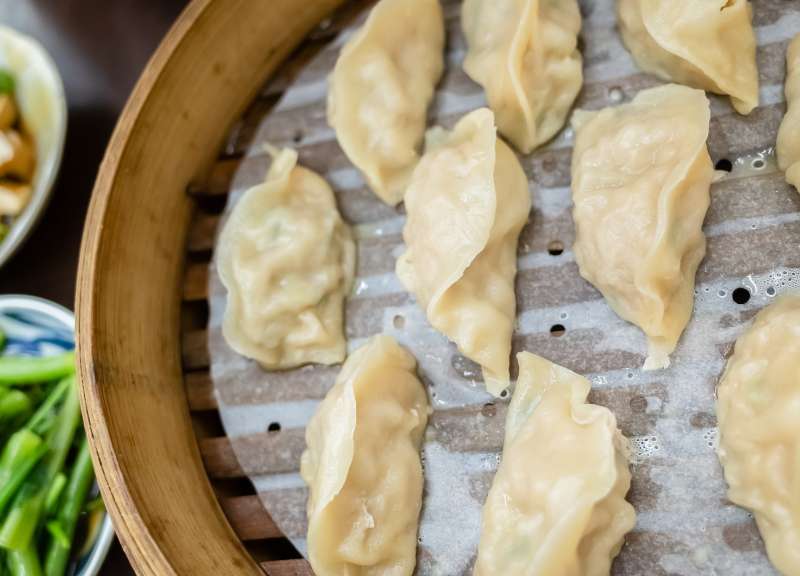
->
<box><xmin>44</xmin><ymin>438</ymin><xmax>94</xmax><ymax>576</ymax></box>
<box><xmin>0</xmin><ymin>352</ymin><xmax>75</xmax><ymax>385</ymax></box>
<box><xmin>0</xmin><ymin>330</ymin><xmax>97</xmax><ymax>576</ymax></box>
<box><xmin>0</xmin><ymin>70</ymin><xmax>13</xmax><ymax>95</ymax></box>
<box><xmin>0</xmin><ymin>377</ymin><xmax>80</xmax><ymax>548</ymax></box>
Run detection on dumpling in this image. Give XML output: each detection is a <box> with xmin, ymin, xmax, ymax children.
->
<box><xmin>300</xmin><ymin>335</ymin><xmax>429</xmax><ymax>576</ymax></box>
<box><xmin>216</xmin><ymin>148</ymin><xmax>355</xmax><ymax>369</ymax></box>
<box><xmin>328</xmin><ymin>0</ymin><xmax>444</xmax><ymax>206</ymax></box>
<box><xmin>396</xmin><ymin>108</ymin><xmax>530</xmax><ymax>396</ymax></box>
<box><xmin>571</xmin><ymin>84</ymin><xmax>713</xmax><ymax>370</ymax></box>
<box><xmin>777</xmin><ymin>34</ymin><xmax>800</xmax><ymax>191</ymax></box>
<box><xmin>474</xmin><ymin>352</ymin><xmax>636</xmax><ymax>576</ymax></box>
<box><xmin>617</xmin><ymin>0</ymin><xmax>759</xmax><ymax>115</ymax></box>
<box><xmin>461</xmin><ymin>0</ymin><xmax>582</xmax><ymax>154</ymax></box>
<box><xmin>716</xmin><ymin>295</ymin><xmax>800</xmax><ymax>576</ymax></box>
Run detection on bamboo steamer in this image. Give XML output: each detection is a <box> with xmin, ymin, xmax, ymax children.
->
<box><xmin>75</xmin><ymin>1</ymin><xmax>344</xmax><ymax>574</ymax></box>
<box><xmin>76</xmin><ymin>0</ymin><xmax>800</xmax><ymax>573</ymax></box>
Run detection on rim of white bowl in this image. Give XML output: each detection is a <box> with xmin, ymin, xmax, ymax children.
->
<box><xmin>0</xmin><ymin>26</ymin><xmax>68</xmax><ymax>270</ymax></box>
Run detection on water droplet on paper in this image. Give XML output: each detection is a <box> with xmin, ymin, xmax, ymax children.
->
<box><xmin>630</xmin><ymin>435</ymin><xmax>661</xmax><ymax>460</ymax></box>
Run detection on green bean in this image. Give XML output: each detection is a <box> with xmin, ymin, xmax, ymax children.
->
<box><xmin>0</xmin><ymin>353</ymin><xmax>74</xmax><ymax>386</ymax></box>
<box><xmin>6</xmin><ymin>545</ymin><xmax>40</xmax><ymax>576</ymax></box>
<box><xmin>0</xmin><ymin>381</ymin><xmax>80</xmax><ymax>550</ymax></box>
<box><xmin>0</xmin><ymin>391</ymin><xmax>29</xmax><ymax>425</ymax></box>
<box><xmin>23</xmin><ymin>379</ymin><xmax>70</xmax><ymax>436</ymax></box>
<box><xmin>43</xmin><ymin>523</ymin><xmax>67</xmax><ymax>549</ymax></box>
<box><xmin>0</xmin><ymin>431</ymin><xmax>46</xmax><ymax>514</ymax></box>
<box><xmin>0</xmin><ymin>487</ymin><xmax>38</xmax><ymax>552</ymax></box>
<box><xmin>43</xmin><ymin>474</ymin><xmax>65</xmax><ymax>518</ymax></box>
<box><xmin>43</xmin><ymin>439</ymin><xmax>93</xmax><ymax>576</ymax></box>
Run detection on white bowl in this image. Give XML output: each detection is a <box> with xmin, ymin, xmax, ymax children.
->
<box><xmin>0</xmin><ymin>295</ymin><xmax>114</xmax><ymax>575</ymax></box>
<box><xmin>0</xmin><ymin>26</ymin><xmax>67</xmax><ymax>268</ymax></box>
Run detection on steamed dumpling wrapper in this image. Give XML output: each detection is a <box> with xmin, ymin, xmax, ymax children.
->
<box><xmin>617</xmin><ymin>0</ymin><xmax>759</xmax><ymax>115</ymax></box>
<box><xmin>461</xmin><ymin>0</ymin><xmax>583</xmax><ymax>154</ymax></box>
<box><xmin>474</xmin><ymin>352</ymin><xmax>636</xmax><ymax>576</ymax></box>
<box><xmin>216</xmin><ymin>148</ymin><xmax>355</xmax><ymax>369</ymax></box>
<box><xmin>301</xmin><ymin>335</ymin><xmax>429</xmax><ymax>576</ymax></box>
<box><xmin>716</xmin><ymin>295</ymin><xmax>800</xmax><ymax>576</ymax></box>
<box><xmin>777</xmin><ymin>34</ymin><xmax>800</xmax><ymax>191</ymax></box>
<box><xmin>397</xmin><ymin>108</ymin><xmax>530</xmax><ymax>396</ymax></box>
<box><xmin>327</xmin><ymin>0</ymin><xmax>444</xmax><ymax>205</ymax></box>
<box><xmin>571</xmin><ymin>84</ymin><xmax>714</xmax><ymax>369</ymax></box>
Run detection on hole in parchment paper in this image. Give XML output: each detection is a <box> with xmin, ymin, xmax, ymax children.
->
<box><xmin>481</xmin><ymin>403</ymin><xmax>497</xmax><ymax>418</ymax></box>
<box><xmin>629</xmin><ymin>395</ymin><xmax>647</xmax><ymax>413</ymax></box>
<box><xmin>267</xmin><ymin>422</ymin><xmax>281</xmax><ymax>433</ymax></box>
<box><xmin>766</xmin><ymin>286</ymin><xmax>776</xmax><ymax>297</ymax></box>
<box><xmin>715</xmin><ymin>158</ymin><xmax>733</xmax><ymax>172</ymax></box>
<box><xmin>608</xmin><ymin>87</ymin><xmax>624</xmax><ymax>103</ymax></box>
<box><xmin>293</xmin><ymin>130</ymin><xmax>304</xmax><ymax>143</ymax></box>
<box><xmin>547</xmin><ymin>240</ymin><xmax>564</xmax><ymax>256</ymax></box>
<box><xmin>732</xmin><ymin>287</ymin><xmax>751</xmax><ymax>305</ymax></box>
<box><xmin>393</xmin><ymin>314</ymin><xmax>405</xmax><ymax>329</ymax></box>
<box><xmin>751</xmin><ymin>158</ymin><xmax>765</xmax><ymax>170</ymax></box>
<box><xmin>550</xmin><ymin>324</ymin><xmax>566</xmax><ymax>337</ymax></box>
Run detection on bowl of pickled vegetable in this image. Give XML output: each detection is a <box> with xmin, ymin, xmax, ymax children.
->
<box><xmin>0</xmin><ymin>295</ymin><xmax>112</xmax><ymax>576</ymax></box>
<box><xmin>0</xmin><ymin>26</ymin><xmax>67</xmax><ymax>268</ymax></box>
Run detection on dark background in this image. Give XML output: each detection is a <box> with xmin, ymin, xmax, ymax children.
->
<box><xmin>0</xmin><ymin>1</ymin><xmax>188</xmax><ymax>572</ymax></box>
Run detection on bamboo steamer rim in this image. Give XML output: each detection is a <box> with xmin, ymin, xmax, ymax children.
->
<box><xmin>75</xmin><ymin>1</ymin><xmax>345</xmax><ymax>574</ymax></box>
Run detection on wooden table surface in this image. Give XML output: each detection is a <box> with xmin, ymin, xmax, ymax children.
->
<box><xmin>0</xmin><ymin>1</ymin><xmax>187</xmax><ymax>572</ymax></box>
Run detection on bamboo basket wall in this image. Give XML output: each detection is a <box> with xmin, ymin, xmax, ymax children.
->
<box><xmin>75</xmin><ymin>1</ymin><xmax>351</xmax><ymax>574</ymax></box>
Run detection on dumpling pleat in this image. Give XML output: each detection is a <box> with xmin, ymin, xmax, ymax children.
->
<box><xmin>617</xmin><ymin>0</ymin><xmax>759</xmax><ymax>114</ymax></box>
<box><xmin>462</xmin><ymin>0</ymin><xmax>583</xmax><ymax>154</ymax></box>
<box><xmin>716</xmin><ymin>295</ymin><xmax>800</xmax><ymax>576</ymax></box>
<box><xmin>216</xmin><ymin>148</ymin><xmax>355</xmax><ymax>369</ymax></box>
<box><xmin>778</xmin><ymin>34</ymin><xmax>800</xmax><ymax>191</ymax></box>
<box><xmin>474</xmin><ymin>352</ymin><xmax>636</xmax><ymax>576</ymax></box>
<box><xmin>301</xmin><ymin>335</ymin><xmax>429</xmax><ymax>576</ymax></box>
<box><xmin>571</xmin><ymin>84</ymin><xmax>714</xmax><ymax>369</ymax></box>
<box><xmin>328</xmin><ymin>0</ymin><xmax>444</xmax><ymax>205</ymax></box>
<box><xmin>397</xmin><ymin>108</ymin><xmax>530</xmax><ymax>396</ymax></box>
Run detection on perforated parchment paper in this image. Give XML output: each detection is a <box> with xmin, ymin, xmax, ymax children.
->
<box><xmin>207</xmin><ymin>1</ymin><xmax>800</xmax><ymax>573</ymax></box>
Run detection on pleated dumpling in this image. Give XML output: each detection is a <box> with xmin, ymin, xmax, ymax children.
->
<box><xmin>617</xmin><ymin>0</ymin><xmax>759</xmax><ymax>115</ymax></box>
<box><xmin>475</xmin><ymin>352</ymin><xmax>636</xmax><ymax>576</ymax></box>
<box><xmin>571</xmin><ymin>84</ymin><xmax>714</xmax><ymax>370</ymax></box>
<box><xmin>716</xmin><ymin>295</ymin><xmax>800</xmax><ymax>576</ymax></box>
<box><xmin>777</xmin><ymin>34</ymin><xmax>800</xmax><ymax>191</ymax></box>
<box><xmin>328</xmin><ymin>0</ymin><xmax>444</xmax><ymax>206</ymax></box>
<box><xmin>216</xmin><ymin>148</ymin><xmax>355</xmax><ymax>369</ymax></box>
<box><xmin>461</xmin><ymin>0</ymin><xmax>582</xmax><ymax>154</ymax></box>
<box><xmin>396</xmin><ymin>108</ymin><xmax>530</xmax><ymax>396</ymax></box>
<box><xmin>300</xmin><ymin>335</ymin><xmax>429</xmax><ymax>576</ymax></box>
